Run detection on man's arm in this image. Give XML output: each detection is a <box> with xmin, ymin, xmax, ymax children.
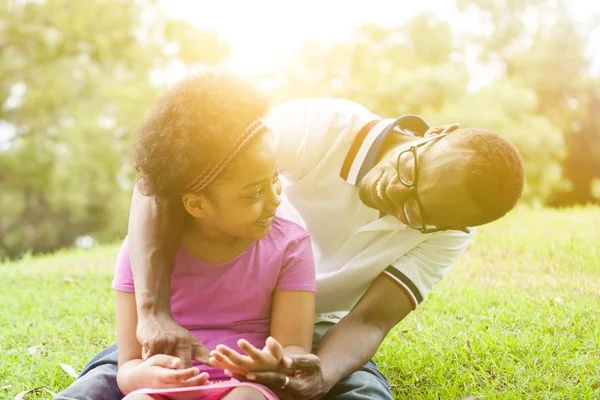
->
<box><xmin>242</xmin><ymin>229</ymin><xmax>473</xmax><ymax>399</ymax></box>
<box><xmin>316</xmin><ymin>273</ymin><xmax>412</xmax><ymax>386</ymax></box>
<box><xmin>316</xmin><ymin>228</ymin><xmax>474</xmax><ymax>386</ymax></box>
<box><xmin>128</xmin><ymin>186</ymin><xmax>181</xmax><ymax>322</ymax></box>
<box><xmin>128</xmin><ymin>186</ymin><xmax>209</xmax><ymax>367</ymax></box>
<box><xmin>236</xmin><ymin>274</ymin><xmax>411</xmax><ymax>400</ymax></box>
<box><xmin>115</xmin><ymin>290</ymin><xmax>208</xmax><ymax>394</ymax></box>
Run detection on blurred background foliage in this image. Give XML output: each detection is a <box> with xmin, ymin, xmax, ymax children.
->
<box><xmin>1</xmin><ymin>0</ymin><xmax>599</xmax><ymax>259</ymax></box>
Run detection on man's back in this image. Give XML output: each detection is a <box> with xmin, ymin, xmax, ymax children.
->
<box><xmin>267</xmin><ymin>98</ymin><xmax>473</xmax><ymax>315</ymax></box>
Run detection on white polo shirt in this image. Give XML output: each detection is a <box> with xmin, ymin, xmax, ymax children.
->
<box><xmin>266</xmin><ymin>98</ymin><xmax>474</xmax><ymax>320</ymax></box>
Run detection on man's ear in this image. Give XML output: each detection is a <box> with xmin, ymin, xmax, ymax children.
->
<box><xmin>182</xmin><ymin>192</ymin><xmax>210</xmax><ymax>218</ymax></box>
<box><xmin>425</xmin><ymin>122</ymin><xmax>460</xmax><ymax>136</ymax></box>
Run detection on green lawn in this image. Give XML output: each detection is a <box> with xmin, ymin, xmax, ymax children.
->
<box><xmin>1</xmin><ymin>207</ymin><xmax>599</xmax><ymax>399</ymax></box>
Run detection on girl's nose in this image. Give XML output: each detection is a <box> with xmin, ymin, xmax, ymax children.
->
<box><xmin>268</xmin><ymin>182</ymin><xmax>282</xmax><ymax>210</ymax></box>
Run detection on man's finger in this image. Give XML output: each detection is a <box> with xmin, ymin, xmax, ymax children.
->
<box><xmin>441</xmin><ymin>122</ymin><xmax>460</xmax><ymax>134</ymax></box>
<box><xmin>176</xmin><ymin>344</ymin><xmax>194</xmax><ymax>369</ymax></box>
<box><xmin>143</xmin><ymin>340</ymin><xmax>160</xmax><ymax>358</ymax></box>
<box><xmin>141</xmin><ymin>345</ymin><xmax>150</xmax><ymax>360</ymax></box>
<box><xmin>192</xmin><ymin>343</ymin><xmax>210</xmax><ymax>364</ymax></box>
<box><xmin>287</xmin><ymin>355</ymin><xmax>321</xmax><ymax>373</ymax></box>
<box><xmin>246</xmin><ymin>371</ymin><xmax>287</xmax><ymax>385</ymax></box>
<box><xmin>157</xmin><ymin>367</ymin><xmax>200</xmax><ymax>383</ymax></box>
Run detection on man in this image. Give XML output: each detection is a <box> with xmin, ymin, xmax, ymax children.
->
<box><xmin>56</xmin><ymin>98</ymin><xmax>524</xmax><ymax>400</ymax></box>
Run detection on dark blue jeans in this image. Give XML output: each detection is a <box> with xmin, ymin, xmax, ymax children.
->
<box><xmin>54</xmin><ymin>322</ymin><xmax>393</xmax><ymax>400</ymax></box>
<box><xmin>54</xmin><ymin>344</ymin><xmax>123</xmax><ymax>400</ymax></box>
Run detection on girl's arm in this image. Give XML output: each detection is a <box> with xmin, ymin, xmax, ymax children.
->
<box><xmin>209</xmin><ymin>232</ymin><xmax>317</xmax><ymax>373</ymax></box>
<box><xmin>268</xmin><ymin>233</ymin><xmax>317</xmax><ymax>357</ymax></box>
<box><xmin>115</xmin><ymin>290</ymin><xmax>208</xmax><ymax>394</ymax></box>
<box><xmin>209</xmin><ymin>289</ymin><xmax>315</xmax><ymax>374</ymax></box>
<box><xmin>269</xmin><ymin>289</ymin><xmax>315</xmax><ymax>356</ymax></box>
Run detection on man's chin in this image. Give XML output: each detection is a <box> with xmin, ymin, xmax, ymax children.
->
<box><xmin>358</xmin><ymin>186</ymin><xmax>378</xmax><ymax>211</ymax></box>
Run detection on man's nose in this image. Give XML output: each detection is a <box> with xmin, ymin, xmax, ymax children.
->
<box><xmin>385</xmin><ymin>176</ymin><xmax>410</xmax><ymax>207</ymax></box>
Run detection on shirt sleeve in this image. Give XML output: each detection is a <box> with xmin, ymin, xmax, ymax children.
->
<box><xmin>266</xmin><ymin>98</ymin><xmax>379</xmax><ymax>182</ymax></box>
<box><xmin>384</xmin><ymin>228</ymin><xmax>475</xmax><ymax>309</ymax></box>
<box><xmin>111</xmin><ymin>237</ymin><xmax>135</xmax><ymax>293</ymax></box>
<box><xmin>276</xmin><ymin>235</ymin><xmax>317</xmax><ymax>292</ymax></box>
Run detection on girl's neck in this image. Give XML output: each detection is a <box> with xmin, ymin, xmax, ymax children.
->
<box><xmin>181</xmin><ymin>219</ymin><xmax>254</xmax><ymax>265</ymax></box>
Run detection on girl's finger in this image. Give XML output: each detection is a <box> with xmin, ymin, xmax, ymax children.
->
<box><xmin>238</xmin><ymin>339</ymin><xmax>266</xmax><ymax>362</ymax></box>
<box><xmin>180</xmin><ymin>372</ymin><xmax>210</xmax><ymax>386</ymax></box>
<box><xmin>146</xmin><ymin>354</ymin><xmax>180</xmax><ymax>369</ymax></box>
<box><xmin>210</xmin><ymin>350</ymin><xmax>248</xmax><ymax>373</ymax></box>
<box><xmin>157</xmin><ymin>372</ymin><xmax>210</xmax><ymax>389</ymax></box>
<box><xmin>265</xmin><ymin>337</ymin><xmax>284</xmax><ymax>361</ymax></box>
<box><xmin>157</xmin><ymin>366</ymin><xmax>200</xmax><ymax>383</ymax></box>
<box><xmin>208</xmin><ymin>356</ymin><xmax>225</xmax><ymax>370</ymax></box>
<box><xmin>215</xmin><ymin>346</ymin><xmax>253</xmax><ymax>368</ymax></box>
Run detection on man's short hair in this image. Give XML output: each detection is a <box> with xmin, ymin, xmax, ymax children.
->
<box><xmin>449</xmin><ymin>128</ymin><xmax>525</xmax><ymax>226</ymax></box>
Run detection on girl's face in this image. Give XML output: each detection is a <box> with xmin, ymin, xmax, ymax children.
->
<box><xmin>184</xmin><ymin>134</ymin><xmax>282</xmax><ymax>241</ymax></box>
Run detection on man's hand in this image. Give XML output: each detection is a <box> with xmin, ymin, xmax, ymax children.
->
<box><xmin>229</xmin><ymin>354</ymin><xmax>332</xmax><ymax>400</ymax></box>
<box><xmin>137</xmin><ymin>314</ymin><xmax>210</xmax><ymax>368</ymax></box>
<box><xmin>129</xmin><ymin>354</ymin><xmax>209</xmax><ymax>390</ymax></box>
<box><xmin>425</xmin><ymin>122</ymin><xmax>460</xmax><ymax>136</ymax></box>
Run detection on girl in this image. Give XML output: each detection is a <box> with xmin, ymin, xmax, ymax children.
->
<box><xmin>113</xmin><ymin>73</ymin><xmax>316</xmax><ymax>400</ymax></box>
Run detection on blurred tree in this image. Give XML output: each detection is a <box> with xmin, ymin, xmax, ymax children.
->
<box><xmin>434</xmin><ymin>79</ymin><xmax>565</xmax><ymax>202</ymax></box>
<box><xmin>0</xmin><ymin>0</ymin><xmax>229</xmax><ymax>259</ymax></box>
<box><xmin>280</xmin><ymin>14</ymin><xmax>564</xmax><ymax>202</ymax></box>
<box><xmin>457</xmin><ymin>0</ymin><xmax>600</xmax><ymax>205</ymax></box>
<box><xmin>281</xmin><ymin>18</ymin><xmax>469</xmax><ymax>117</ymax></box>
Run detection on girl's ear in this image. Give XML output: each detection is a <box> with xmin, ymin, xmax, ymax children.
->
<box><xmin>182</xmin><ymin>192</ymin><xmax>210</xmax><ymax>218</ymax></box>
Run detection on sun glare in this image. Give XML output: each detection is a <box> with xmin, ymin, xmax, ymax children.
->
<box><xmin>165</xmin><ymin>0</ymin><xmax>442</xmax><ymax>75</ymax></box>
<box><xmin>167</xmin><ymin>0</ymin><xmax>600</xmax><ymax>77</ymax></box>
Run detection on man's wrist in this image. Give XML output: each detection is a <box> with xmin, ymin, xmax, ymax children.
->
<box><xmin>319</xmin><ymin>365</ymin><xmax>339</xmax><ymax>394</ymax></box>
<box><xmin>136</xmin><ymin>292</ymin><xmax>172</xmax><ymax>319</ymax></box>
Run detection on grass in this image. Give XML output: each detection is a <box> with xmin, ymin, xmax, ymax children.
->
<box><xmin>1</xmin><ymin>206</ymin><xmax>599</xmax><ymax>399</ymax></box>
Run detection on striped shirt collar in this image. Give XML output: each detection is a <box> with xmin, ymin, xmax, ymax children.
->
<box><xmin>339</xmin><ymin>115</ymin><xmax>431</xmax><ymax>186</ymax></box>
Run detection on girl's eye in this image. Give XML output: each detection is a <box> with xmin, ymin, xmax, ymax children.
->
<box><xmin>252</xmin><ymin>189</ymin><xmax>262</xmax><ymax>199</ymax></box>
<box><xmin>273</xmin><ymin>168</ymin><xmax>282</xmax><ymax>183</ymax></box>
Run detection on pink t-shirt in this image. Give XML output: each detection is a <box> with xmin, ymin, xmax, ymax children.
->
<box><xmin>112</xmin><ymin>216</ymin><xmax>316</xmax><ymax>380</ymax></box>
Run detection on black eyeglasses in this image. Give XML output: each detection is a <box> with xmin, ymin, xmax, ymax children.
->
<box><xmin>395</xmin><ymin>134</ymin><xmax>463</xmax><ymax>234</ymax></box>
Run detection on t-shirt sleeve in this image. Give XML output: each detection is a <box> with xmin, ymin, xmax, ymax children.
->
<box><xmin>266</xmin><ymin>98</ymin><xmax>379</xmax><ymax>183</ymax></box>
<box><xmin>111</xmin><ymin>237</ymin><xmax>135</xmax><ymax>293</ymax></box>
<box><xmin>276</xmin><ymin>235</ymin><xmax>316</xmax><ymax>292</ymax></box>
<box><xmin>384</xmin><ymin>228</ymin><xmax>475</xmax><ymax>309</ymax></box>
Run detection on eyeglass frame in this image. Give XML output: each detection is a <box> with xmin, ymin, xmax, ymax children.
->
<box><xmin>395</xmin><ymin>134</ymin><xmax>469</xmax><ymax>234</ymax></box>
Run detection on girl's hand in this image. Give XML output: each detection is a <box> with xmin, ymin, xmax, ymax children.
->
<box><xmin>132</xmin><ymin>354</ymin><xmax>210</xmax><ymax>389</ymax></box>
<box><xmin>209</xmin><ymin>337</ymin><xmax>288</xmax><ymax>376</ymax></box>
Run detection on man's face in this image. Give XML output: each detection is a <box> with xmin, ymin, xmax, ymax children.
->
<box><xmin>358</xmin><ymin>134</ymin><xmax>480</xmax><ymax>231</ymax></box>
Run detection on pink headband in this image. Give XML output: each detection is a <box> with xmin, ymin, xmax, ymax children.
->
<box><xmin>183</xmin><ymin>118</ymin><xmax>268</xmax><ymax>193</ymax></box>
